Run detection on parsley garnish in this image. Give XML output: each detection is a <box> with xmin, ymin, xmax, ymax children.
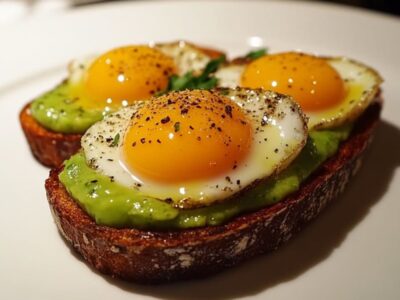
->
<box><xmin>110</xmin><ymin>133</ymin><xmax>120</xmax><ymax>147</ymax></box>
<box><xmin>158</xmin><ymin>55</ymin><xmax>226</xmax><ymax>94</ymax></box>
<box><xmin>245</xmin><ymin>48</ymin><xmax>268</xmax><ymax>60</ymax></box>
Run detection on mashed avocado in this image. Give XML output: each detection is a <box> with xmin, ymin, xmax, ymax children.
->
<box><xmin>30</xmin><ymin>82</ymin><xmax>103</xmax><ymax>134</ymax></box>
<box><xmin>59</xmin><ymin>126</ymin><xmax>351</xmax><ymax>229</ymax></box>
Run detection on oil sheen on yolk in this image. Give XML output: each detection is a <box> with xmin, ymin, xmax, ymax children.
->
<box><xmin>241</xmin><ymin>52</ymin><xmax>346</xmax><ymax>111</ymax></box>
<box><xmin>84</xmin><ymin>46</ymin><xmax>176</xmax><ymax>109</ymax></box>
<box><xmin>122</xmin><ymin>90</ymin><xmax>253</xmax><ymax>183</ymax></box>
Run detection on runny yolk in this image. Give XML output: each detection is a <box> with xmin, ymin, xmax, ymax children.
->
<box><xmin>84</xmin><ymin>46</ymin><xmax>176</xmax><ymax>109</ymax></box>
<box><xmin>241</xmin><ymin>52</ymin><xmax>346</xmax><ymax>111</ymax></box>
<box><xmin>122</xmin><ymin>90</ymin><xmax>253</xmax><ymax>183</ymax></box>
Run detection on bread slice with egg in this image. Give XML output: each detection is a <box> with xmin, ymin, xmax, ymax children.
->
<box><xmin>45</xmin><ymin>99</ymin><xmax>381</xmax><ymax>284</ymax></box>
<box><xmin>19</xmin><ymin>43</ymin><xmax>225</xmax><ymax>168</ymax></box>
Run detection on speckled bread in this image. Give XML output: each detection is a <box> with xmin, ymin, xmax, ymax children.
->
<box><xmin>19</xmin><ymin>103</ymin><xmax>81</xmax><ymax>168</ymax></box>
<box><xmin>45</xmin><ymin>101</ymin><xmax>381</xmax><ymax>284</ymax></box>
<box><xmin>19</xmin><ymin>44</ymin><xmax>225</xmax><ymax>168</ymax></box>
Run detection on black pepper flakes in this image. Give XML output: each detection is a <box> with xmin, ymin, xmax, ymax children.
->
<box><xmin>161</xmin><ymin>116</ymin><xmax>170</xmax><ymax>124</ymax></box>
<box><xmin>164</xmin><ymin>197</ymin><xmax>173</xmax><ymax>204</ymax></box>
<box><xmin>225</xmin><ymin>105</ymin><xmax>233</xmax><ymax>118</ymax></box>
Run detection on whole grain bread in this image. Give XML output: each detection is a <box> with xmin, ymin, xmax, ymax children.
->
<box><xmin>19</xmin><ymin>44</ymin><xmax>225</xmax><ymax>168</ymax></box>
<box><xmin>45</xmin><ymin>101</ymin><xmax>381</xmax><ymax>284</ymax></box>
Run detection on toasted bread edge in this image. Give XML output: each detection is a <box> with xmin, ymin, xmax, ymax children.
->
<box><xmin>19</xmin><ymin>104</ymin><xmax>82</xmax><ymax>168</ymax></box>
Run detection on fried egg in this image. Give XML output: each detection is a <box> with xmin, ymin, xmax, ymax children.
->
<box><xmin>81</xmin><ymin>88</ymin><xmax>307</xmax><ymax>208</ymax></box>
<box><xmin>215</xmin><ymin>52</ymin><xmax>382</xmax><ymax>129</ymax></box>
<box><xmin>67</xmin><ymin>41</ymin><xmax>218</xmax><ymax>114</ymax></box>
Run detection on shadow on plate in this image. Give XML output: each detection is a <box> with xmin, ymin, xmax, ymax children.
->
<box><xmin>63</xmin><ymin>120</ymin><xmax>400</xmax><ymax>299</ymax></box>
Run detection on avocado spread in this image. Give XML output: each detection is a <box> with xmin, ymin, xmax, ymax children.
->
<box><xmin>59</xmin><ymin>126</ymin><xmax>351</xmax><ymax>229</ymax></box>
<box><xmin>30</xmin><ymin>82</ymin><xmax>104</xmax><ymax>134</ymax></box>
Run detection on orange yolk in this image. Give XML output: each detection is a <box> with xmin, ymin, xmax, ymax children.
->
<box><xmin>122</xmin><ymin>90</ymin><xmax>252</xmax><ymax>183</ymax></box>
<box><xmin>84</xmin><ymin>46</ymin><xmax>176</xmax><ymax>109</ymax></box>
<box><xmin>241</xmin><ymin>52</ymin><xmax>346</xmax><ymax>111</ymax></box>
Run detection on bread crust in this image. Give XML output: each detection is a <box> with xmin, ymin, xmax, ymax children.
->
<box><xmin>45</xmin><ymin>101</ymin><xmax>381</xmax><ymax>283</ymax></box>
<box><xmin>19</xmin><ymin>103</ymin><xmax>81</xmax><ymax>168</ymax></box>
<box><xmin>19</xmin><ymin>45</ymin><xmax>225</xmax><ymax>168</ymax></box>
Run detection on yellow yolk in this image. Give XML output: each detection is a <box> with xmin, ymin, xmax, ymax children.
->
<box><xmin>122</xmin><ymin>90</ymin><xmax>253</xmax><ymax>183</ymax></box>
<box><xmin>241</xmin><ymin>52</ymin><xmax>346</xmax><ymax>111</ymax></box>
<box><xmin>84</xmin><ymin>46</ymin><xmax>176</xmax><ymax>109</ymax></box>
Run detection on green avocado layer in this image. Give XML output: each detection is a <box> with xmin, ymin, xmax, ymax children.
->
<box><xmin>30</xmin><ymin>82</ymin><xmax>103</xmax><ymax>134</ymax></box>
<box><xmin>59</xmin><ymin>126</ymin><xmax>351</xmax><ymax>230</ymax></box>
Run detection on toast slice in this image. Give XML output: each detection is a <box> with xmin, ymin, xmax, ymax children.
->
<box><xmin>45</xmin><ymin>100</ymin><xmax>381</xmax><ymax>283</ymax></box>
<box><xmin>19</xmin><ymin>44</ymin><xmax>225</xmax><ymax>168</ymax></box>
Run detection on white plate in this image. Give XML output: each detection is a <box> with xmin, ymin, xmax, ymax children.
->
<box><xmin>1</xmin><ymin>1</ymin><xmax>399</xmax><ymax>299</ymax></box>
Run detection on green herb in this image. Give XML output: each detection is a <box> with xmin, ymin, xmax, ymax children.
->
<box><xmin>199</xmin><ymin>55</ymin><xmax>226</xmax><ymax>80</ymax></box>
<box><xmin>111</xmin><ymin>133</ymin><xmax>120</xmax><ymax>147</ymax></box>
<box><xmin>158</xmin><ymin>55</ymin><xmax>226</xmax><ymax>95</ymax></box>
<box><xmin>174</xmin><ymin>122</ymin><xmax>181</xmax><ymax>132</ymax></box>
<box><xmin>245</xmin><ymin>48</ymin><xmax>268</xmax><ymax>60</ymax></box>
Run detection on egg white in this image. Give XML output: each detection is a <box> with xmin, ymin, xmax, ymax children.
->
<box><xmin>81</xmin><ymin>88</ymin><xmax>307</xmax><ymax>208</ymax></box>
<box><xmin>155</xmin><ymin>41</ymin><xmax>214</xmax><ymax>76</ymax></box>
<box><xmin>215</xmin><ymin>56</ymin><xmax>382</xmax><ymax>130</ymax></box>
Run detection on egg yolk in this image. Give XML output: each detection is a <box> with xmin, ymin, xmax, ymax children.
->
<box><xmin>122</xmin><ymin>90</ymin><xmax>252</xmax><ymax>183</ymax></box>
<box><xmin>241</xmin><ymin>52</ymin><xmax>346</xmax><ymax>111</ymax></box>
<box><xmin>84</xmin><ymin>46</ymin><xmax>176</xmax><ymax>109</ymax></box>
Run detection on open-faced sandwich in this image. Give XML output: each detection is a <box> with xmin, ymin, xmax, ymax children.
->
<box><xmin>19</xmin><ymin>41</ymin><xmax>224</xmax><ymax>167</ymax></box>
<box><xmin>44</xmin><ymin>47</ymin><xmax>382</xmax><ymax>283</ymax></box>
